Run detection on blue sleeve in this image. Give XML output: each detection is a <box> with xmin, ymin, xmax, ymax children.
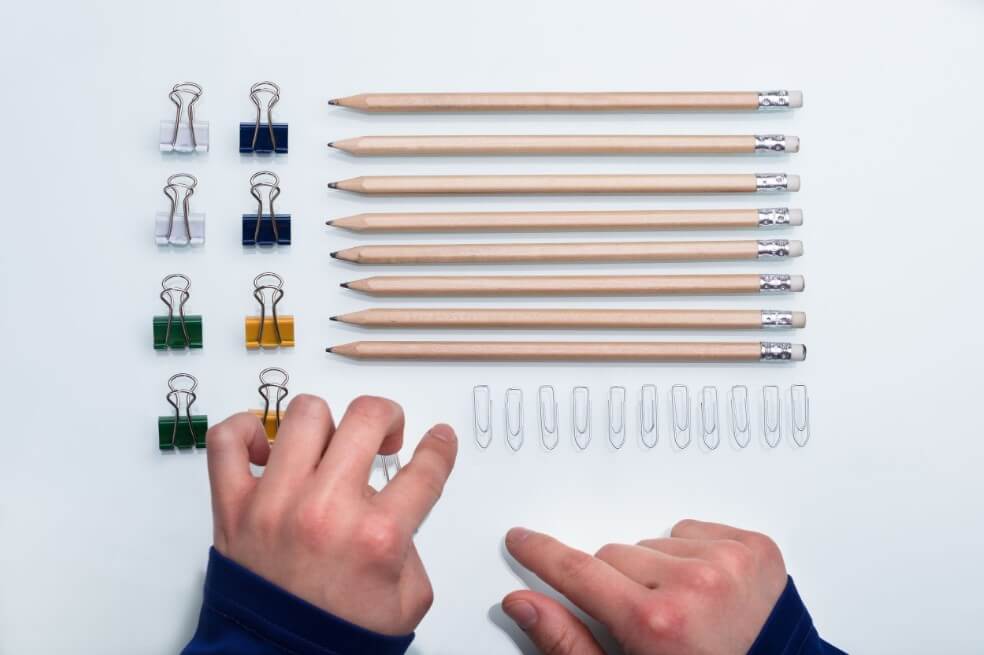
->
<box><xmin>748</xmin><ymin>577</ymin><xmax>847</xmax><ymax>655</ymax></box>
<box><xmin>182</xmin><ymin>547</ymin><xmax>414</xmax><ymax>655</ymax></box>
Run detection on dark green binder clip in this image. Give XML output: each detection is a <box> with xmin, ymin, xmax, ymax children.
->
<box><xmin>159</xmin><ymin>373</ymin><xmax>207</xmax><ymax>450</ymax></box>
<box><xmin>154</xmin><ymin>273</ymin><xmax>203</xmax><ymax>350</ymax></box>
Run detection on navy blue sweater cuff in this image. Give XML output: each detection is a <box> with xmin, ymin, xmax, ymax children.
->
<box><xmin>183</xmin><ymin>547</ymin><xmax>414</xmax><ymax>655</ymax></box>
<box><xmin>747</xmin><ymin>576</ymin><xmax>846</xmax><ymax>655</ymax></box>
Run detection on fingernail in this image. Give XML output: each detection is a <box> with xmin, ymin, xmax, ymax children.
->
<box><xmin>504</xmin><ymin>600</ymin><xmax>538</xmax><ymax>630</ymax></box>
<box><xmin>506</xmin><ymin>527</ymin><xmax>532</xmax><ymax>545</ymax></box>
<box><xmin>428</xmin><ymin>424</ymin><xmax>457</xmax><ymax>443</ymax></box>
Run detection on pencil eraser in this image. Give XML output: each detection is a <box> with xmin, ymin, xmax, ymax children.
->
<box><xmin>788</xmin><ymin>91</ymin><xmax>803</xmax><ymax>108</ymax></box>
<box><xmin>788</xmin><ymin>208</ymin><xmax>803</xmax><ymax>226</ymax></box>
<box><xmin>789</xmin><ymin>275</ymin><xmax>805</xmax><ymax>292</ymax></box>
<box><xmin>787</xmin><ymin>240</ymin><xmax>804</xmax><ymax>257</ymax></box>
<box><xmin>791</xmin><ymin>344</ymin><xmax>807</xmax><ymax>361</ymax></box>
<box><xmin>785</xmin><ymin>136</ymin><xmax>800</xmax><ymax>153</ymax></box>
<box><xmin>791</xmin><ymin>312</ymin><xmax>807</xmax><ymax>328</ymax></box>
<box><xmin>786</xmin><ymin>175</ymin><xmax>801</xmax><ymax>192</ymax></box>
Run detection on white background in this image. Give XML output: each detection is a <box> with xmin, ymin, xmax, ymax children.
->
<box><xmin>1</xmin><ymin>1</ymin><xmax>982</xmax><ymax>653</ymax></box>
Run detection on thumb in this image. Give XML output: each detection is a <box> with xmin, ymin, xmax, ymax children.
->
<box><xmin>502</xmin><ymin>591</ymin><xmax>606</xmax><ymax>655</ymax></box>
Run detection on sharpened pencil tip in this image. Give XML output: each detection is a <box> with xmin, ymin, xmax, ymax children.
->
<box><xmin>327</xmin><ymin>142</ymin><xmax>336</xmax><ymax>149</ymax></box>
<box><xmin>328</xmin><ymin>182</ymin><xmax>338</xmax><ymax>189</ymax></box>
<box><xmin>328</xmin><ymin>99</ymin><xmax>338</xmax><ymax>106</ymax></box>
<box><xmin>340</xmin><ymin>281</ymin><xmax>350</xmax><ymax>288</ymax></box>
<box><xmin>326</xmin><ymin>346</ymin><xmax>334</xmax><ymax>352</ymax></box>
<box><xmin>330</xmin><ymin>251</ymin><xmax>340</xmax><ymax>259</ymax></box>
<box><xmin>325</xmin><ymin>219</ymin><xmax>334</xmax><ymax>226</ymax></box>
<box><xmin>329</xmin><ymin>315</ymin><xmax>338</xmax><ymax>321</ymax></box>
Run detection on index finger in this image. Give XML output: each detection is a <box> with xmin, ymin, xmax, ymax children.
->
<box><xmin>317</xmin><ymin>395</ymin><xmax>405</xmax><ymax>489</ymax></box>
<box><xmin>505</xmin><ymin>528</ymin><xmax>646</xmax><ymax>633</ymax></box>
<box><xmin>206</xmin><ymin>413</ymin><xmax>271</xmax><ymax>532</ymax></box>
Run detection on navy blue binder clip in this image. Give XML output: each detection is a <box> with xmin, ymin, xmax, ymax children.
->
<box><xmin>240</xmin><ymin>81</ymin><xmax>287</xmax><ymax>154</ymax></box>
<box><xmin>242</xmin><ymin>171</ymin><xmax>290</xmax><ymax>247</ymax></box>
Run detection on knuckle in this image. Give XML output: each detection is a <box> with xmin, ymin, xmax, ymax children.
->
<box><xmin>712</xmin><ymin>539</ymin><xmax>754</xmax><ymax>573</ymax></box>
<box><xmin>246</xmin><ymin>502</ymin><xmax>282</xmax><ymax>543</ymax></box>
<box><xmin>670</xmin><ymin>518</ymin><xmax>698</xmax><ymax>535</ymax></box>
<box><xmin>292</xmin><ymin>500</ymin><xmax>333</xmax><ymax>549</ymax></box>
<box><xmin>683</xmin><ymin>562</ymin><xmax>729</xmax><ymax>595</ymax></box>
<box><xmin>354</xmin><ymin>513</ymin><xmax>404</xmax><ymax>563</ymax></box>
<box><xmin>593</xmin><ymin>543</ymin><xmax>620</xmax><ymax>561</ymax></box>
<box><xmin>541</xmin><ymin>624</ymin><xmax>581</xmax><ymax>655</ymax></box>
<box><xmin>633</xmin><ymin>597</ymin><xmax>686</xmax><ymax>643</ymax></box>
<box><xmin>744</xmin><ymin>531</ymin><xmax>784</xmax><ymax>566</ymax></box>
<box><xmin>556</xmin><ymin>548</ymin><xmax>594</xmax><ymax>582</ymax></box>
<box><xmin>348</xmin><ymin>395</ymin><xmax>399</xmax><ymax>423</ymax></box>
<box><xmin>415</xmin><ymin>580</ymin><xmax>435</xmax><ymax>615</ymax></box>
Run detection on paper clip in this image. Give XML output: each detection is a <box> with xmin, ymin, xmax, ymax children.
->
<box><xmin>242</xmin><ymin>171</ymin><xmax>291</xmax><ymax>247</ymax></box>
<box><xmin>240</xmin><ymin>81</ymin><xmax>287</xmax><ymax>154</ymax></box>
<box><xmin>251</xmin><ymin>367</ymin><xmax>289</xmax><ymax>440</ymax></box>
<box><xmin>729</xmin><ymin>385</ymin><xmax>751</xmax><ymax>448</ymax></box>
<box><xmin>156</xmin><ymin>173</ymin><xmax>204</xmax><ymax>246</ymax></box>
<box><xmin>762</xmin><ymin>385</ymin><xmax>782</xmax><ymax>448</ymax></box>
<box><xmin>790</xmin><ymin>385</ymin><xmax>810</xmax><ymax>447</ymax></box>
<box><xmin>379</xmin><ymin>454</ymin><xmax>402</xmax><ymax>482</ymax></box>
<box><xmin>538</xmin><ymin>385</ymin><xmax>559</xmax><ymax>451</ymax></box>
<box><xmin>154</xmin><ymin>274</ymin><xmax>203</xmax><ymax>350</ymax></box>
<box><xmin>473</xmin><ymin>385</ymin><xmax>493</xmax><ymax>449</ymax></box>
<box><xmin>505</xmin><ymin>388</ymin><xmax>524</xmax><ymax>451</ymax></box>
<box><xmin>158</xmin><ymin>373</ymin><xmax>207</xmax><ymax>450</ymax></box>
<box><xmin>160</xmin><ymin>82</ymin><xmax>208</xmax><ymax>153</ymax></box>
<box><xmin>699</xmin><ymin>386</ymin><xmax>720</xmax><ymax>451</ymax></box>
<box><xmin>671</xmin><ymin>385</ymin><xmax>691</xmax><ymax>450</ymax></box>
<box><xmin>608</xmin><ymin>386</ymin><xmax>626</xmax><ymax>449</ymax></box>
<box><xmin>245</xmin><ymin>272</ymin><xmax>295</xmax><ymax>349</ymax></box>
<box><xmin>640</xmin><ymin>385</ymin><xmax>659</xmax><ymax>449</ymax></box>
<box><xmin>572</xmin><ymin>386</ymin><xmax>591</xmax><ymax>450</ymax></box>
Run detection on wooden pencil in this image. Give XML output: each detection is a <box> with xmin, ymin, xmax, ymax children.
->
<box><xmin>328</xmin><ymin>91</ymin><xmax>803</xmax><ymax>113</ymax></box>
<box><xmin>326</xmin><ymin>341</ymin><xmax>807</xmax><ymax>362</ymax></box>
<box><xmin>328</xmin><ymin>208</ymin><xmax>803</xmax><ymax>233</ymax></box>
<box><xmin>327</xmin><ymin>134</ymin><xmax>800</xmax><ymax>156</ymax></box>
<box><xmin>331</xmin><ymin>308</ymin><xmax>807</xmax><ymax>330</ymax></box>
<box><xmin>328</xmin><ymin>173</ymin><xmax>799</xmax><ymax>195</ymax></box>
<box><xmin>340</xmin><ymin>274</ymin><xmax>806</xmax><ymax>297</ymax></box>
<box><xmin>330</xmin><ymin>240</ymin><xmax>803</xmax><ymax>265</ymax></box>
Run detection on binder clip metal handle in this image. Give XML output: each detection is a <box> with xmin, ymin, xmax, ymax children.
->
<box><xmin>159</xmin><ymin>273</ymin><xmax>192</xmax><ymax>346</ymax></box>
<box><xmin>249</xmin><ymin>171</ymin><xmax>282</xmax><ymax>243</ymax></box>
<box><xmin>162</xmin><ymin>174</ymin><xmax>198</xmax><ymax>246</ymax></box>
<box><xmin>168</xmin><ymin>82</ymin><xmax>203</xmax><ymax>150</ymax></box>
<box><xmin>258</xmin><ymin>367</ymin><xmax>289</xmax><ymax>434</ymax></box>
<box><xmin>253</xmin><ymin>272</ymin><xmax>286</xmax><ymax>346</ymax></box>
<box><xmin>250</xmin><ymin>81</ymin><xmax>281</xmax><ymax>151</ymax></box>
<box><xmin>162</xmin><ymin>373</ymin><xmax>205</xmax><ymax>449</ymax></box>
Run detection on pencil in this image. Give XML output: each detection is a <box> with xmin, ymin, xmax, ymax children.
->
<box><xmin>327</xmin><ymin>134</ymin><xmax>800</xmax><ymax>156</ymax></box>
<box><xmin>340</xmin><ymin>274</ymin><xmax>806</xmax><ymax>296</ymax></box>
<box><xmin>328</xmin><ymin>173</ymin><xmax>799</xmax><ymax>195</ymax></box>
<box><xmin>328</xmin><ymin>91</ymin><xmax>803</xmax><ymax>112</ymax></box>
<box><xmin>326</xmin><ymin>341</ymin><xmax>807</xmax><ymax>362</ymax></box>
<box><xmin>330</xmin><ymin>240</ymin><xmax>803</xmax><ymax>265</ymax></box>
<box><xmin>328</xmin><ymin>208</ymin><xmax>803</xmax><ymax>233</ymax></box>
<box><xmin>331</xmin><ymin>308</ymin><xmax>807</xmax><ymax>330</ymax></box>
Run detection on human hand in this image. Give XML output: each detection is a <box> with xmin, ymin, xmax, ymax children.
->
<box><xmin>502</xmin><ymin>519</ymin><xmax>787</xmax><ymax>655</ymax></box>
<box><xmin>206</xmin><ymin>394</ymin><xmax>458</xmax><ymax>636</ymax></box>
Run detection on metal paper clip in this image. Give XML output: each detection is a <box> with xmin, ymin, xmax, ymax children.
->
<box><xmin>157</xmin><ymin>173</ymin><xmax>204</xmax><ymax>246</ymax></box>
<box><xmin>729</xmin><ymin>385</ymin><xmax>751</xmax><ymax>448</ymax></box>
<box><xmin>257</xmin><ymin>367</ymin><xmax>289</xmax><ymax>436</ymax></box>
<box><xmin>241</xmin><ymin>81</ymin><xmax>287</xmax><ymax>153</ymax></box>
<box><xmin>253</xmin><ymin>272</ymin><xmax>286</xmax><ymax>346</ymax></box>
<box><xmin>473</xmin><ymin>385</ymin><xmax>493</xmax><ymax>449</ymax></box>
<box><xmin>243</xmin><ymin>171</ymin><xmax>290</xmax><ymax>246</ymax></box>
<box><xmin>538</xmin><ymin>385</ymin><xmax>559</xmax><ymax>451</ymax></box>
<box><xmin>572</xmin><ymin>386</ymin><xmax>591</xmax><ymax>450</ymax></box>
<box><xmin>790</xmin><ymin>385</ymin><xmax>810</xmax><ymax>447</ymax></box>
<box><xmin>608</xmin><ymin>386</ymin><xmax>626</xmax><ymax>449</ymax></box>
<box><xmin>162</xmin><ymin>373</ymin><xmax>205</xmax><ymax>449</ymax></box>
<box><xmin>379</xmin><ymin>454</ymin><xmax>402</xmax><ymax>482</ymax></box>
<box><xmin>699</xmin><ymin>386</ymin><xmax>720</xmax><ymax>451</ymax></box>
<box><xmin>762</xmin><ymin>385</ymin><xmax>782</xmax><ymax>447</ymax></box>
<box><xmin>158</xmin><ymin>274</ymin><xmax>193</xmax><ymax>347</ymax></box>
<box><xmin>640</xmin><ymin>385</ymin><xmax>659</xmax><ymax>448</ymax></box>
<box><xmin>504</xmin><ymin>388</ymin><xmax>524</xmax><ymax>451</ymax></box>
<box><xmin>161</xmin><ymin>82</ymin><xmax>208</xmax><ymax>153</ymax></box>
<box><xmin>671</xmin><ymin>385</ymin><xmax>691</xmax><ymax>450</ymax></box>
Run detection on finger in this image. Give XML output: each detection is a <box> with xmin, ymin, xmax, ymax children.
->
<box><xmin>502</xmin><ymin>591</ymin><xmax>606</xmax><ymax>655</ymax></box>
<box><xmin>638</xmin><ymin>537</ymin><xmax>715</xmax><ymax>560</ymax></box>
<box><xmin>671</xmin><ymin>518</ymin><xmax>755</xmax><ymax>544</ymax></box>
<box><xmin>376</xmin><ymin>424</ymin><xmax>458</xmax><ymax>533</ymax></box>
<box><xmin>206</xmin><ymin>413</ymin><xmax>271</xmax><ymax>530</ymax></box>
<box><xmin>505</xmin><ymin>528</ymin><xmax>646</xmax><ymax>633</ymax></box>
<box><xmin>318</xmin><ymin>395</ymin><xmax>405</xmax><ymax>489</ymax></box>
<box><xmin>263</xmin><ymin>395</ymin><xmax>336</xmax><ymax>483</ymax></box>
<box><xmin>594</xmin><ymin>543</ymin><xmax>683</xmax><ymax>589</ymax></box>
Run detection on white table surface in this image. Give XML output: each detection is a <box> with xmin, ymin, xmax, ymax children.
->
<box><xmin>2</xmin><ymin>1</ymin><xmax>982</xmax><ymax>652</ymax></box>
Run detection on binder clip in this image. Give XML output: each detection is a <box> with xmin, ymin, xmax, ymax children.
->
<box><xmin>245</xmin><ymin>272</ymin><xmax>295</xmax><ymax>349</ymax></box>
<box><xmin>251</xmin><ymin>367</ymin><xmax>289</xmax><ymax>440</ymax></box>
<box><xmin>160</xmin><ymin>82</ymin><xmax>208</xmax><ymax>153</ymax></box>
<box><xmin>156</xmin><ymin>173</ymin><xmax>204</xmax><ymax>246</ymax></box>
<box><xmin>154</xmin><ymin>274</ymin><xmax>203</xmax><ymax>350</ymax></box>
<box><xmin>242</xmin><ymin>171</ymin><xmax>290</xmax><ymax>246</ymax></box>
<box><xmin>159</xmin><ymin>373</ymin><xmax>208</xmax><ymax>450</ymax></box>
<box><xmin>240</xmin><ymin>81</ymin><xmax>287</xmax><ymax>154</ymax></box>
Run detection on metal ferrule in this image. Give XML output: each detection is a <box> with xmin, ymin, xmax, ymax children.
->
<box><xmin>754</xmin><ymin>135</ymin><xmax>788</xmax><ymax>152</ymax></box>
<box><xmin>757</xmin><ymin>90</ymin><xmax>791</xmax><ymax>109</ymax></box>
<box><xmin>759</xmin><ymin>274</ymin><xmax>793</xmax><ymax>292</ymax></box>
<box><xmin>757</xmin><ymin>240</ymin><xmax>792</xmax><ymax>259</ymax></box>
<box><xmin>761</xmin><ymin>310</ymin><xmax>794</xmax><ymax>328</ymax></box>
<box><xmin>757</xmin><ymin>208</ymin><xmax>791</xmax><ymax>227</ymax></box>
<box><xmin>755</xmin><ymin>174</ymin><xmax>789</xmax><ymax>192</ymax></box>
<box><xmin>760</xmin><ymin>342</ymin><xmax>794</xmax><ymax>361</ymax></box>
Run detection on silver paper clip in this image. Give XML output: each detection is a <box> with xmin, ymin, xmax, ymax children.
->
<box><xmin>473</xmin><ymin>385</ymin><xmax>493</xmax><ymax>449</ymax></box>
<box><xmin>156</xmin><ymin>173</ymin><xmax>204</xmax><ymax>246</ymax></box>
<box><xmin>671</xmin><ymin>385</ymin><xmax>692</xmax><ymax>450</ymax></box>
<box><xmin>538</xmin><ymin>385</ymin><xmax>559</xmax><ymax>451</ymax></box>
<box><xmin>699</xmin><ymin>386</ymin><xmax>720</xmax><ymax>451</ymax></box>
<box><xmin>790</xmin><ymin>385</ymin><xmax>810</xmax><ymax>447</ymax></box>
<box><xmin>257</xmin><ymin>367</ymin><xmax>289</xmax><ymax>437</ymax></box>
<box><xmin>762</xmin><ymin>385</ymin><xmax>782</xmax><ymax>448</ymax></box>
<box><xmin>504</xmin><ymin>388</ymin><xmax>524</xmax><ymax>451</ymax></box>
<box><xmin>608</xmin><ymin>386</ymin><xmax>626</xmax><ymax>449</ymax></box>
<box><xmin>160</xmin><ymin>82</ymin><xmax>208</xmax><ymax>153</ymax></box>
<box><xmin>572</xmin><ymin>386</ymin><xmax>591</xmax><ymax>450</ymax></box>
<box><xmin>729</xmin><ymin>385</ymin><xmax>752</xmax><ymax>448</ymax></box>
<box><xmin>640</xmin><ymin>385</ymin><xmax>659</xmax><ymax>448</ymax></box>
<box><xmin>379</xmin><ymin>454</ymin><xmax>402</xmax><ymax>482</ymax></box>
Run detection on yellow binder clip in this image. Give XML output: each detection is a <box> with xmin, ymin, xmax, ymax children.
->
<box><xmin>251</xmin><ymin>367</ymin><xmax>289</xmax><ymax>440</ymax></box>
<box><xmin>245</xmin><ymin>272</ymin><xmax>295</xmax><ymax>349</ymax></box>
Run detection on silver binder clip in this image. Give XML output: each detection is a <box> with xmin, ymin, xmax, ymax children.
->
<box><xmin>156</xmin><ymin>173</ymin><xmax>204</xmax><ymax>246</ymax></box>
<box><xmin>505</xmin><ymin>388</ymin><xmax>524</xmax><ymax>451</ymax></box>
<box><xmin>572</xmin><ymin>386</ymin><xmax>591</xmax><ymax>450</ymax></box>
<box><xmin>729</xmin><ymin>385</ymin><xmax>752</xmax><ymax>448</ymax></box>
<box><xmin>538</xmin><ymin>385</ymin><xmax>559</xmax><ymax>451</ymax></box>
<box><xmin>640</xmin><ymin>385</ymin><xmax>659</xmax><ymax>449</ymax></box>
<box><xmin>473</xmin><ymin>385</ymin><xmax>493</xmax><ymax>449</ymax></box>
<box><xmin>762</xmin><ymin>385</ymin><xmax>782</xmax><ymax>448</ymax></box>
<box><xmin>379</xmin><ymin>454</ymin><xmax>402</xmax><ymax>482</ymax></box>
<box><xmin>160</xmin><ymin>82</ymin><xmax>208</xmax><ymax>153</ymax></box>
<box><xmin>256</xmin><ymin>367</ymin><xmax>289</xmax><ymax>438</ymax></box>
<box><xmin>608</xmin><ymin>386</ymin><xmax>626</xmax><ymax>450</ymax></box>
<box><xmin>699</xmin><ymin>386</ymin><xmax>720</xmax><ymax>451</ymax></box>
<box><xmin>671</xmin><ymin>385</ymin><xmax>691</xmax><ymax>450</ymax></box>
<box><xmin>790</xmin><ymin>385</ymin><xmax>810</xmax><ymax>447</ymax></box>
